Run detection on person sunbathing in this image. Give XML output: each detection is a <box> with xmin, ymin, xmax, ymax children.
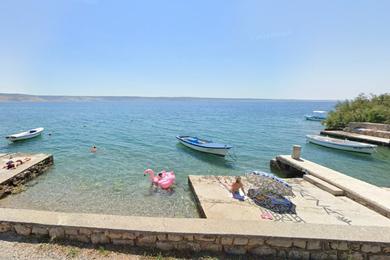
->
<box><xmin>2</xmin><ymin>157</ymin><xmax>31</xmax><ymax>170</ymax></box>
<box><xmin>15</xmin><ymin>157</ymin><xmax>31</xmax><ymax>166</ymax></box>
<box><xmin>3</xmin><ymin>160</ymin><xmax>15</xmax><ymax>170</ymax></box>
<box><xmin>230</xmin><ymin>176</ymin><xmax>246</xmax><ymax>201</ymax></box>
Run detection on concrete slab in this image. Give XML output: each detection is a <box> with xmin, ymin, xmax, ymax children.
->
<box><xmin>0</xmin><ymin>153</ymin><xmax>52</xmax><ymax>184</ymax></box>
<box><xmin>320</xmin><ymin>130</ymin><xmax>390</xmax><ymax>146</ymax></box>
<box><xmin>188</xmin><ymin>175</ymin><xmax>390</xmax><ymax>227</ymax></box>
<box><xmin>277</xmin><ymin>155</ymin><xmax>390</xmax><ymax>218</ymax></box>
<box><xmin>303</xmin><ymin>174</ymin><xmax>344</xmax><ymax>196</ymax></box>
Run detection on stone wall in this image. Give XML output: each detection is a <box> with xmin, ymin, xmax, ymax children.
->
<box><xmin>269</xmin><ymin>158</ymin><xmax>304</xmax><ymax>178</ymax></box>
<box><xmin>345</xmin><ymin>122</ymin><xmax>390</xmax><ymax>139</ymax></box>
<box><xmin>0</xmin><ymin>155</ymin><xmax>53</xmax><ymax>199</ymax></box>
<box><xmin>1</xmin><ymin>221</ymin><xmax>389</xmax><ymax>259</ymax></box>
<box><xmin>347</xmin><ymin>122</ymin><xmax>390</xmax><ymax>131</ymax></box>
<box><xmin>0</xmin><ymin>208</ymin><xmax>389</xmax><ymax>259</ymax></box>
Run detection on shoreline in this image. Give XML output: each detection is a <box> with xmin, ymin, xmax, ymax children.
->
<box><xmin>0</xmin><ymin>152</ymin><xmax>389</xmax><ymax>258</ymax></box>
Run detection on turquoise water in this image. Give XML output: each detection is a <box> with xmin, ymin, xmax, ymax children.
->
<box><xmin>0</xmin><ymin>100</ymin><xmax>389</xmax><ymax>217</ymax></box>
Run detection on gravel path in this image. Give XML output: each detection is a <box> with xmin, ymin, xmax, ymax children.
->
<box><xmin>0</xmin><ymin>233</ymin><xmax>227</xmax><ymax>260</ymax></box>
<box><xmin>0</xmin><ymin>234</ymin><xmax>141</xmax><ymax>260</ymax></box>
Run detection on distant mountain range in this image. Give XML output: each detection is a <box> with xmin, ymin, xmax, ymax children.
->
<box><xmin>0</xmin><ymin>93</ymin><xmax>183</xmax><ymax>102</ymax></box>
<box><xmin>0</xmin><ymin>93</ymin><xmax>336</xmax><ymax>102</ymax></box>
<box><xmin>0</xmin><ymin>93</ymin><xmax>205</xmax><ymax>102</ymax></box>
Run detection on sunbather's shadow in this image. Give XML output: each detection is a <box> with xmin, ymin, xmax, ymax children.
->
<box><xmin>248</xmin><ymin>189</ymin><xmax>296</xmax><ymax>214</ymax></box>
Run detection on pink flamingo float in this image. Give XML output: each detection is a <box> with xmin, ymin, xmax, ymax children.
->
<box><xmin>144</xmin><ymin>169</ymin><xmax>176</xmax><ymax>190</ymax></box>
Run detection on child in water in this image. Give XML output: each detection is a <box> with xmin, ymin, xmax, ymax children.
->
<box><xmin>230</xmin><ymin>176</ymin><xmax>245</xmax><ymax>201</ymax></box>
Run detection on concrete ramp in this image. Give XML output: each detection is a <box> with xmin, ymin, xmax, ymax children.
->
<box><xmin>277</xmin><ymin>155</ymin><xmax>390</xmax><ymax>218</ymax></box>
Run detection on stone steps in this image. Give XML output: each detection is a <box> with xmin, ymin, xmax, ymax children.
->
<box><xmin>303</xmin><ymin>174</ymin><xmax>345</xmax><ymax>196</ymax></box>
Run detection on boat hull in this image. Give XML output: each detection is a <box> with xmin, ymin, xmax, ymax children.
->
<box><xmin>306</xmin><ymin>135</ymin><xmax>376</xmax><ymax>154</ymax></box>
<box><xmin>6</xmin><ymin>128</ymin><xmax>44</xmax><ymax>142</ymax></box>
<box><xmin>305</xmin><ymin>115</ymin><xmax>326</xmax><ymax>121</ymax></box>
<box><xmin>177</xmin><ymin>137</ymin><xmax>231</xmax><ymax>156</ymax></box>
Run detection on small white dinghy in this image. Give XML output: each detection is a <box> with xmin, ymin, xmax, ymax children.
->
<box><xmin>306</xmin><ymin>134</ymin><xmax>377</xmax><ymax>154</ymax></box>
<box><xmin>176</xmin><ymin>136</ymin><xmax>232</xmax><ymax>156</ymax></box>
<box><xmin>6</xmin><ymin>127</ymin><xmax>44</xmax><ymax>142</ymax></box>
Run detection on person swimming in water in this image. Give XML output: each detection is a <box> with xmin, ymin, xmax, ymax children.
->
<box><xmin>230</xmin><ymin>176</ymin><xmax>246</xmax><ymax>201</ymax></box>
<box><xmin>90</xmin><ymin>145</ymin><xmax>97</xmax><ymax>153</ymax></box>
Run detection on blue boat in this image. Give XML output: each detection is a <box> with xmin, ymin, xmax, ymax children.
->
<box><xmin>176</xmin><ymin>136</ymin><xmax>232</xmax><ymax>156</ymax></box>
<box><xmin>304</xmin><ymin>111</ymin><xmax>327</xmax><ymax>121</ymax></box>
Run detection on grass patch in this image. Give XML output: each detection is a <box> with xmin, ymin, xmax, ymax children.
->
<box><xmin>66</xmin><ymin>247</ymin><xmax>80</xmax><ymax>258</ymax></box>
<box><xmin>98</xmin><ymin>246</ymin><xmax>110</xmax><ymax>257</ymax></box>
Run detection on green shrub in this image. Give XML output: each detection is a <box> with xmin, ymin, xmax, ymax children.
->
<box><xmin>323</xmin><ymin>93</ymin><xmax>390</xmax><ymax>129</ymax></box>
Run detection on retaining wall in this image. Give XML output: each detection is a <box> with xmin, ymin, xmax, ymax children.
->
<box><xmin>270</xmin><ymin>158</ymin><xmax>303</xmax><ymax>177</ymax></box>
<box><xmin>345</xmin><ymin>122</ymin><xmax>390</xmax><ymax>139</ymax></box>
<box><xmin>0</xmin><ymin>208</ymin><xmax>389</xmax><ymax>259</ymax></box>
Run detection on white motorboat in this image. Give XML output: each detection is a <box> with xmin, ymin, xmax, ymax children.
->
<box><xmin>176</xmin><ymin>135</ymin><xmax>232</xmax><ymax>156</ymax></box>
<box><xmin>6</xmin><ymin>127</ymin><xmax>44</xmax><ymax>142</ymax></box>
<box><xmin>306</xmin><ymin>134</ymin><xmax>376</xmax><ymax>154</ymax></box>
<box><xmin>305</xmin><ymin>111</ymin><xmax>327</xmax><ymax>121</ymax></box>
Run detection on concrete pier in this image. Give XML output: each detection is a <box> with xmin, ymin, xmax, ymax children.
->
<box><xmin>320</xmin><ymin>130</ymin><xmax>390</xmax><ymax>146</ymax></box>
<box><xmin>0</xmin><ymin>153</ymin><xmax>53</xmax><ymax>199</ymax></box>
<box><xmin>274</xmin><ymin>155</ymin><xmax>390</xmax><ymax>218</ymax></box>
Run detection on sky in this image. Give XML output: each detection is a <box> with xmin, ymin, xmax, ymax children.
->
<box><xmin>0</xmin><ymin>0</ymin><xmax>389</xmax><ymax>99</ymax></box>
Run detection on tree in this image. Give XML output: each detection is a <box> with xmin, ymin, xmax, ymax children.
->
<box><xmin>323</xmin><ymin>93</ymin><xmax>390</xmax><ymax>129</ymax></box>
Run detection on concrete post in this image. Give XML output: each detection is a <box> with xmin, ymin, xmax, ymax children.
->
<box><xmin>292</xmin><ymin>145</ymin><xmax>301</xmax><ymax>160</ymax></box>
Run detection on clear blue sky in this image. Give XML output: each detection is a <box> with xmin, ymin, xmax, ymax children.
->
<box><xmin>0</xmin><ymin>0</ymin><xmax>389</xmax><ymax>99</ymax></box>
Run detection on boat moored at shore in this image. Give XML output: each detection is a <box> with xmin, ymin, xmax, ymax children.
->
<box><xmin>306</xmin><ymin>134</ymin><xmax>377</xmax><ymax>154</ymax></box>
<box><xmin>176</xmin><ymin>135</ymin><xmax>232</xmax><ymax>156</ymax></box>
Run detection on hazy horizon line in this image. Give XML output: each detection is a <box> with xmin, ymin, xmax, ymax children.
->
<box><xmin>0</xmin><ymin>92</ymin><xmax>339</xmax><ymax>102</ymax></box>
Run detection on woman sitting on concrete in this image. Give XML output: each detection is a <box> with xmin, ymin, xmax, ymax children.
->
<box><xmin>230</xmin><ymin>176</ymin><xmax>246</xmax><ymax>201</ymax></box>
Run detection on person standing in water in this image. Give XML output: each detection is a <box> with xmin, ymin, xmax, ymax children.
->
<box><xmin>231</xmin><ymin>176</ymin><xmax>245</xmax><ymax>201</ymax></box>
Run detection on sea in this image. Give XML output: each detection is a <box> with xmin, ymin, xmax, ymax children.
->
<box><xmin>0</xmin><ymin>99</ymin><xmax>389</xmax><ymax>218</ymax></box>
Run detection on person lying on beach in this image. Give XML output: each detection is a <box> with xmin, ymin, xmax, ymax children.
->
<box><xmin>230</xmin><ymin>176</ymin><xmax>246</xmax><ymax>201</ymax></box>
